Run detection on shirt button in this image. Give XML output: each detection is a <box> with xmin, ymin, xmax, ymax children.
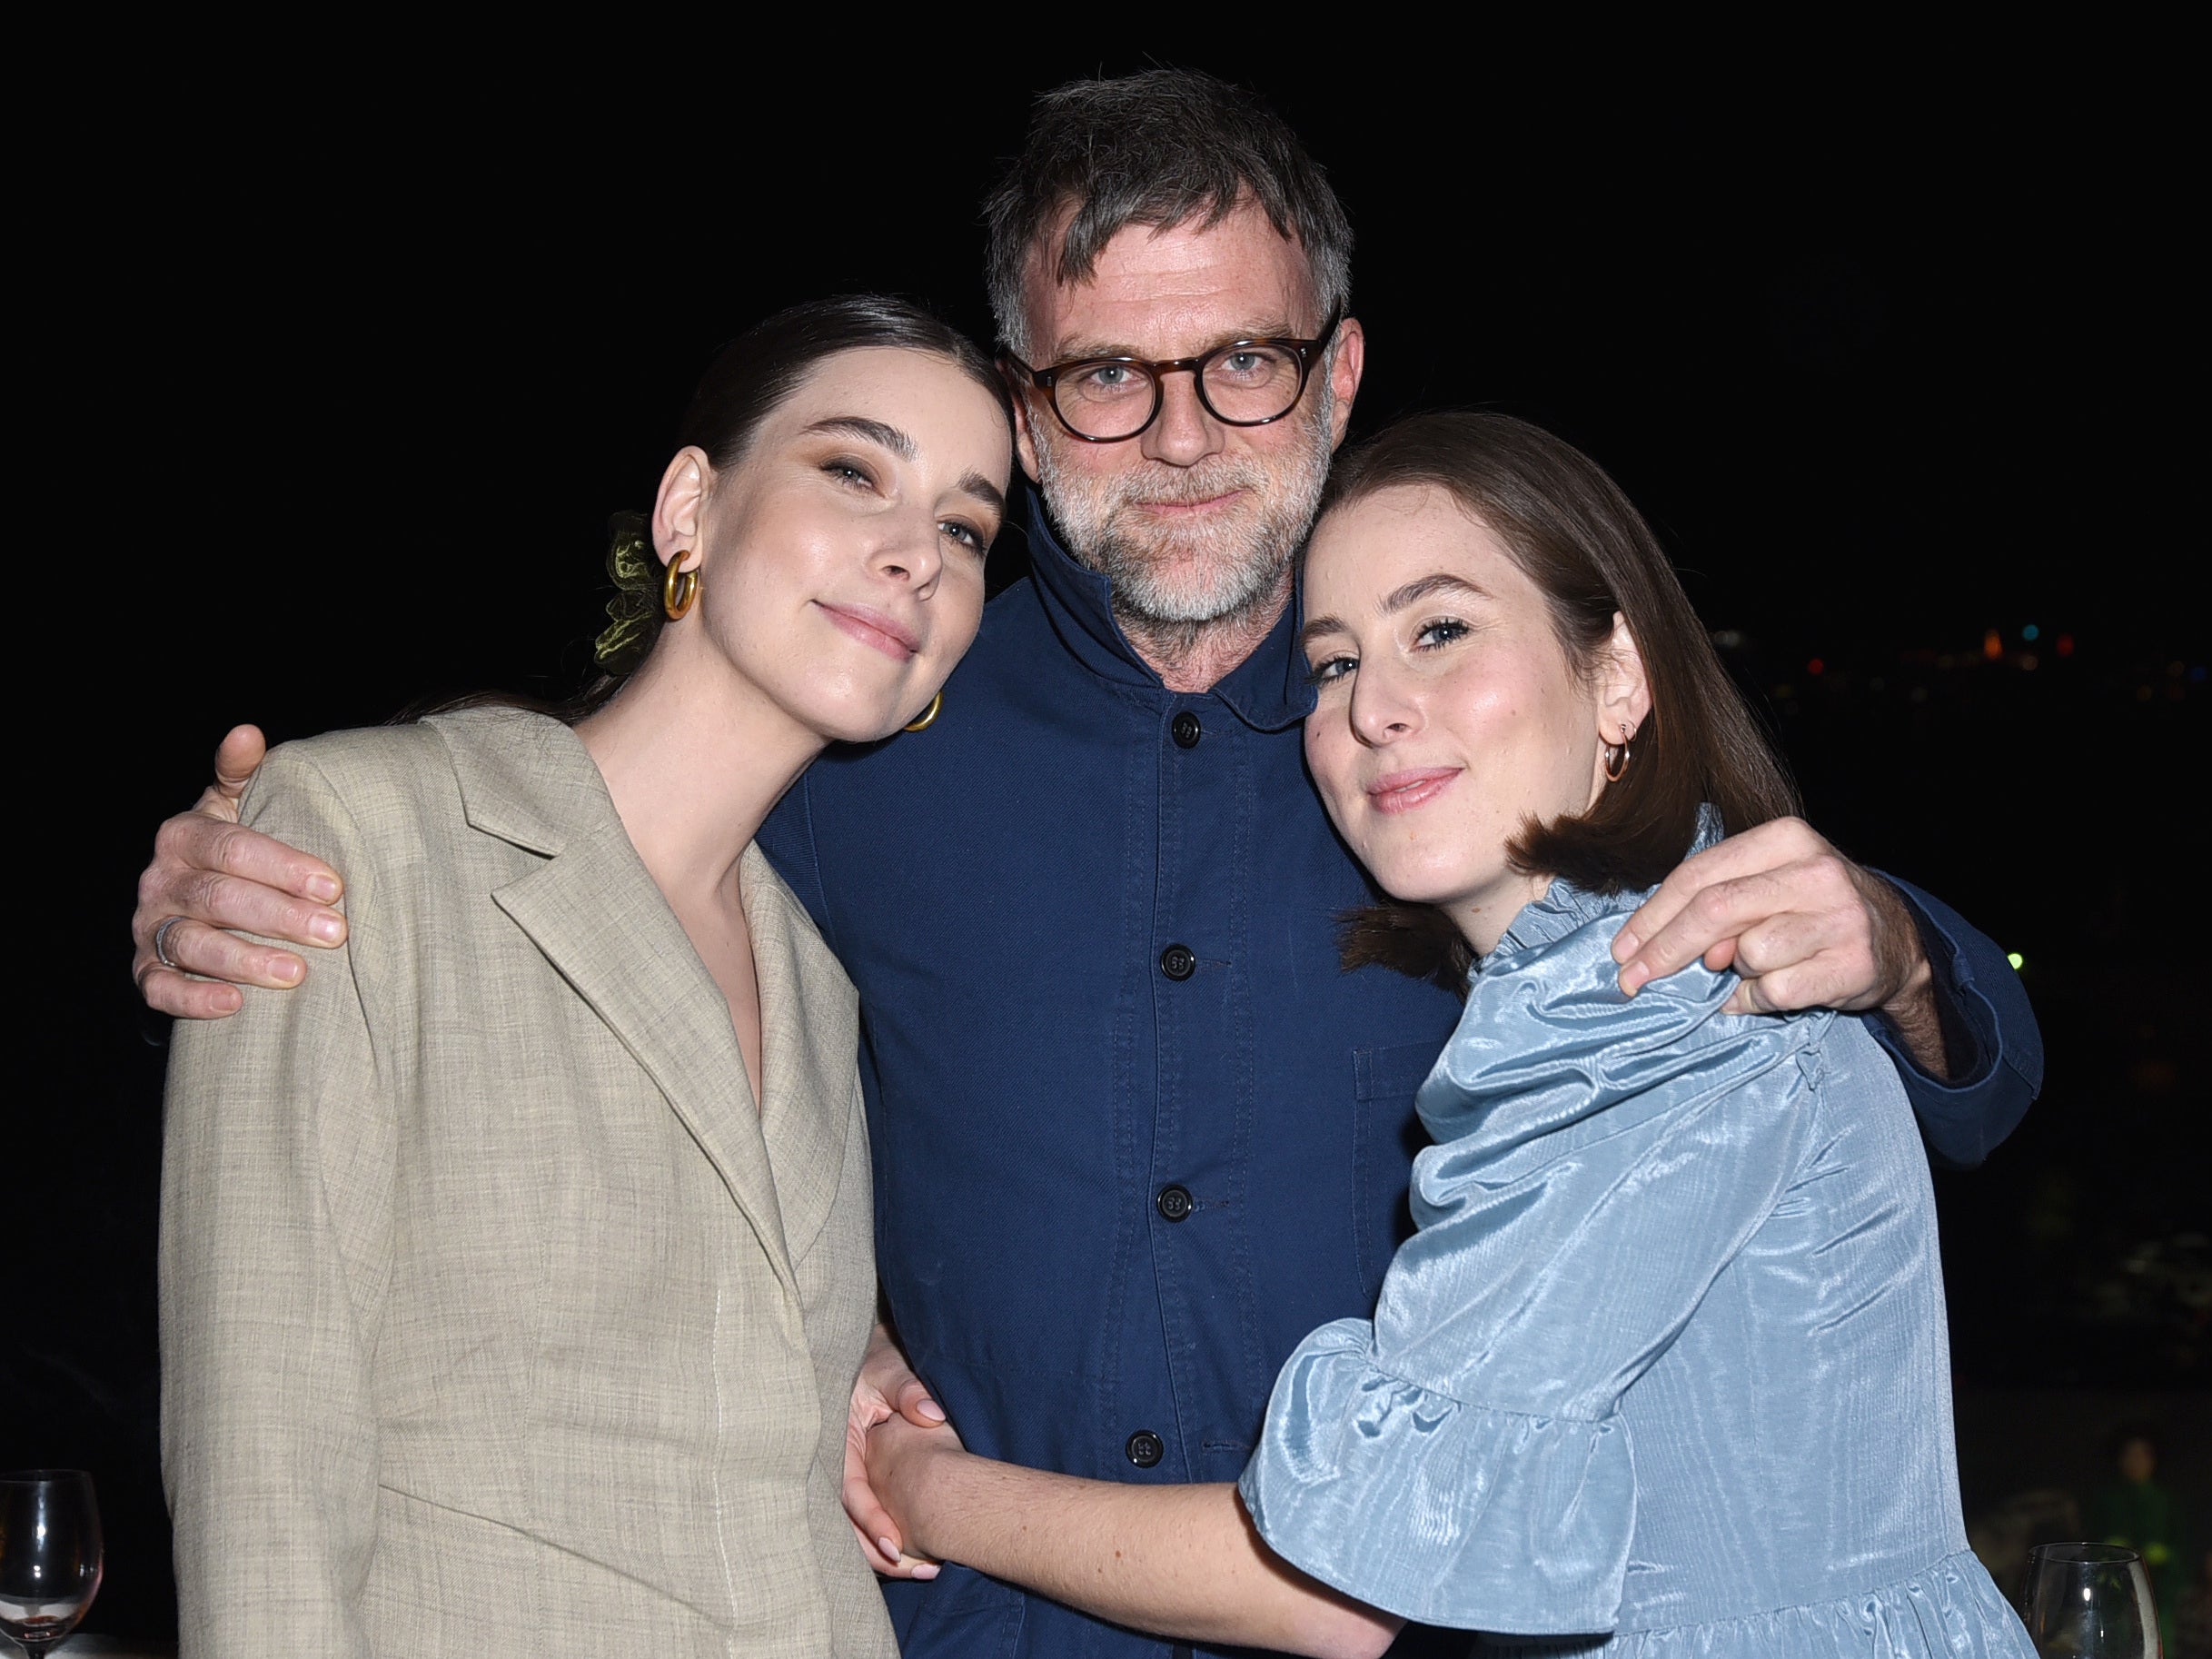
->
<box><xmin>1159</xmin><ymin>944</ymin><xmax>1196</xmax><ymax>981</ymax></box>
<box><xmin>1156</xmin><ymin>1183</ymin><xmax>1194</xmax><ymax>1222</ymax></box>
<box><xmin>1171</xmin><ymin>710</ymin><xmax>1202</xmax><ymax>749</ymax></box>
<box><xmin>1126</xmin><ymin>1429</ymin><xmax>1165</xmax><ymax>1468</ymax></box>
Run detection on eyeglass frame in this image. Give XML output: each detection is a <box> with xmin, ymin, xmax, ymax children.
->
<box><xmin>1001</xmin><ymin>307</ymin><xmax>1344</xmax><ymax>444</ymax></box>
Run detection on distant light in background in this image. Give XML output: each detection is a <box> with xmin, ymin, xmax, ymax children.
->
<box><xmin>2008</xmin><ymin>953</ymin><xmax>2025</xmax><ymax>970</ymax></box>
<box><xmin>2057</xmin><ymin>633</ymin><xmax>2075</xmax><ymax>657</ymax></box>
<box><xmin>1983</xmin><ymin>629</ymin><xmax>2003</xmax><ymax>661</ymax></box>
<box><xmin>1807</xmin><ymin>658</ymin><xmax>1825</xmax><ymax>676</ymax></box>
<box><xmin>2022</xmin><ymin>623</ymin><xmax>2040</xmax><ymax>641</ymax></box>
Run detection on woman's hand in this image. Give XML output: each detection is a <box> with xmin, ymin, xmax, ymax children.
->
<box><xmin>843</xmin><ymin>1324</ymin><xmax>947</xmax><ymax>1578</ymax></box>
<box><xmin>860</xmin><ymin>1410</ymin><xmax>968</xmax><ymax>1571</ymax></box>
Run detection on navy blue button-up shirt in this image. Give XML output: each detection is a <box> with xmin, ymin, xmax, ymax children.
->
<box><xmin>759</xmin><ymin>498</ymin><xmax>2039</xmax><ymax>1659</ymax></box>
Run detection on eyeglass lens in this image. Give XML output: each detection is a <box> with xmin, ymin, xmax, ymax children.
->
<box><xmin>1058</xmin><ymin>345</ymin><xmax>1307</xmax><ymax>439</ymax></box>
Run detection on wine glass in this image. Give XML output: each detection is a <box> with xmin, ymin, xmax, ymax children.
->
<box><xmin>0</xmin><ymin>1471</ymin><xmax>103</xmax><ymax>1657</ymax></box>
<box><xmin>2019</xmin><ymin>1541</ymin><xmax>2160</xmax><ymax>1658</ymax></box>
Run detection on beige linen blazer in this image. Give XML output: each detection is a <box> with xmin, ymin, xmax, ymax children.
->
<box><xmin>160</xmin><ymin>707</ymin><xmax>896</xmax><ymax>1658</ymax></box>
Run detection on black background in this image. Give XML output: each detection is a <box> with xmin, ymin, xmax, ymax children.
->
<box><xmin>10</xmin><ymin>44</ymin><xmax>2203</xmax><ymax>1640</ymax></box>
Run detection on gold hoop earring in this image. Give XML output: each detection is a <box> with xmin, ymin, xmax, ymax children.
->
<box><xmin>662</xmin><ymin>555</ymin><xmax>699</xmax><ymax>621</ymax></box>
<box><xmin>1603</xmin><ymin>725</ymin><xmax>1634</xmax><ymax>782</ymax></box>
<box><xmin>903</xmin><ymin>690</ymin><xmax>943</xmax><ymax>733</ymax></box>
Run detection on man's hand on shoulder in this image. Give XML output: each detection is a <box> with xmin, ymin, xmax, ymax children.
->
<box><xmin>1610</xmin><ymin>816</ymin><xmax>1944</xmax><ymax>1069</ymax></box>
<box><xmin>132</xmin><ymin>725</ymin><xmax>350</xmax><ymax>1020</ymax></box>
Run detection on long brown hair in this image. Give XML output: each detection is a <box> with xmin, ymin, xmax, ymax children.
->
<box><xmin>1321</xmin><ymin>412</ymin><xmax>1799</xmax><ymax>990</ymax></box>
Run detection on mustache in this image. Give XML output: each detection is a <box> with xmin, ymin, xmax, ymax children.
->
<box><xmin>1104</xmin><ymin>459</ymin><xmax>1271</xmax><ymax>509</ymax></box>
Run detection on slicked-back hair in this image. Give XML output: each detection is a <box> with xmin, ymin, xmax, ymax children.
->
<box><xmin>984</xmin><ymin>69</ymin><xmax>1354</xmax><ymax>357</ymax></box>
<box><xmin>1320</xmin><ymin>412</ymin><xmax>1801</xmax><ymax>992</ymax></box>
<box><xmin>425</xmin><ymin>295</ymin><xmax>1009</xmax><ymax>727</ymax></box>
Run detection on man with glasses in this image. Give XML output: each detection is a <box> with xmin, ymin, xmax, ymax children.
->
<box><xmin>132</xmin><ymin>71</ymin><xmax>2038</xmax><ymax>1658</ymax></box>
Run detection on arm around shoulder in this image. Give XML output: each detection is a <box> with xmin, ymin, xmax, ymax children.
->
<box><xmin>1874</xmin><ymin>876</ymin><xmax>2042</xmax><ymax>1167</ymax></box>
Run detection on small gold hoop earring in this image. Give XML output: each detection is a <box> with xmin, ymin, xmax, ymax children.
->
<box><xmin>1603</xmin><ymin>727</ymin><xmax>1633</xmax><ymax>782</ymax></box>
<box><xmin>662</xmin><ymin>555</ymin><xmax>699</xmax><ymax>621</ymax></box>
<box><xmin>903</xmin><ymin>690</ymin><xmax>944</xmax><ymax>733</ymax></box>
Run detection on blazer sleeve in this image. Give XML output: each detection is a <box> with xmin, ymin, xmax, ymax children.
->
<box><xmin>1871</xmin><ymin>876</ymin><xmax>2043</xmax><ymax>1169</ymax></box>
<box><xmin>159</xmin><ymin>743</ymin><xmax>394</xmax><ymax>1659</ymax></box>
<box><xmin>1238</xmin><ymin>923</ymin><xmax>1820</xmax><ymax>1634</ymax></box>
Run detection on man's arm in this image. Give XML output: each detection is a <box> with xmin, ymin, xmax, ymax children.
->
<box><xmin>1610</xmin><ymin>816</ymin><xmax>2039</xmax><ymax>1166</ymax></box>
<box><xmin>865</xmin><ymin>1420</ymin><xmax>1400</xmax><ymax>1659</ymax></box>
<box><xmin>134</xmin><ymin>726</ymin><xmax>349</xmax><ymax>1018</ymax></box>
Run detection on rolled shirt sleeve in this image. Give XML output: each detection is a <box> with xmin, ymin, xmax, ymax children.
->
<box><xmin>1239</xmin><ymin>902</ymin><xmax>1827</xmax><ymax>1633</ymax></box>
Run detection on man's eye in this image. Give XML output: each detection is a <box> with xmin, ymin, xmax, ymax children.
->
<box><xmin>1078</xmin><ymin>364</ymin><xmax>1141</xmax><ymax>393</ymax></box>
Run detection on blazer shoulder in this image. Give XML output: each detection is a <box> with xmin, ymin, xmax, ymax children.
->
<box><xmin>239</xmin><ymin>722</ymin><xmax>470</xmax><ymax>866</ymax></box>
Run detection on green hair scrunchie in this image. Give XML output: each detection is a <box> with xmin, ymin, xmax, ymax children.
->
<box><xmin>593</xmin><ymin>511</ymin><xmax>660</xmax><ymax>676</ymax></box>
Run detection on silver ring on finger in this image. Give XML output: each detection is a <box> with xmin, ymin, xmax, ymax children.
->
<box><xmin>154</xmin><ymin>915</ymin><xmax>188</xmax><ymax>972</ymax></box>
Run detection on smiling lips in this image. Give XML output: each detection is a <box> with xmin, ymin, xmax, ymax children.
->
<box><xmin>1366</xmin><ymin>767</ymin><xmax>1462</xmax><ymax>815</ymax></box>
<box><xmin>818</xmin><ymin>602</ymin><xmax>920</xmax><ymax>661</ymax></box>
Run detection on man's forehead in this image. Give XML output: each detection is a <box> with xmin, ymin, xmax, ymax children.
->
<box><xmin>1024</xmin><ymin>202</ymin><xmax>1321</xmax><ymax>358</ymax></box>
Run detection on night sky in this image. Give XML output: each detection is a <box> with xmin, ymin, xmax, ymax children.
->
<box><xmin>13</xmin><ymin>47</ymin><xmax>2202</xmax><ymax>1639</ymax></box>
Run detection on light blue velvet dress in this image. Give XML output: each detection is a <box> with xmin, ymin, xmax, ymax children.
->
<box><xmin>1238</xmin><ymin>861</ymin><xmax>2033</xmax><ymax>1654</ymax></box>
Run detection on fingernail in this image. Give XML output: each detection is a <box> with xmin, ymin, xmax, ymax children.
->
<box><xmin>309</xmin><ymin>912</ymin><xmax>344</xmax><ymax>943</ymax></box>
<box><xmin>913</xmin><ymin>1564</ymin><xmax>938</xmax><ymax>1580</ymax></box>
<box><xmin>878</xmin><ymin>1537</ymin><xmax>899</xmax><ymax>1560</ymax></box>
<box><xmin>1618</xmin><ymin>965</ymin><xmax>1647</xmax><ymax>997</ymax></box>
<box><xmin>273</xmin><ymin>959</ymin><xmax>302</xmax><ymax>985</ymax></box>
<box><xmin>306</xmin><ymin>875</ymin><xmax>341</xmax><ymax>902</ymax></box>
<box><xmin>1611</xmin><ymin>931</ymin><xmax>1638</xmax><ymax>961</ymax></box>
<box><xmin>215</xmin><ymin>987</ymin><xmax>243</xmax><ymax>1012</ymax></box>
<box><xmin>918</xmin><ymin>1400</ymin><xmax>946</xmax><ymax>1424</ymax></box>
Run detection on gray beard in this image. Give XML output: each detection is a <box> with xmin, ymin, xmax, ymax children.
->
<box><xmin>1034</xmin><ymin>382</ymin><xmax>1335</xmax><ymax>655</ymax></box>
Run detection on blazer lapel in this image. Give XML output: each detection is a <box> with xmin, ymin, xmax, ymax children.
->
<box><xmin>741</xmin><ymin>845</ymin><xmax>855</xmax><ymax>1270</ymax></box>
<box><xmin>433</xmin><ymin>710</ymin><xmax>800</xmax><ymax>1306</ymax></box>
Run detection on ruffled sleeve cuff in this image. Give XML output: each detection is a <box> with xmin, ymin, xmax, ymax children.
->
<box><xmin>1237</xmin><ymin>1319</ymin><xmax>1634</xmax><ymax>1633</ymax></box>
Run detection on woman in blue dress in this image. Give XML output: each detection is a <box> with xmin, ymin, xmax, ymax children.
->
<box><xmin>860</xmin><ymin>412</ymin><xmax>2033</xmax><ymax>1657</ymax></box>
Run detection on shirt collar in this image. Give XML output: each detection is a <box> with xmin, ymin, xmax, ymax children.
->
<box><xmin>1022</xmin><ymin>491</ymin><xmax>1316</xmax><ymax>733</ymax></box>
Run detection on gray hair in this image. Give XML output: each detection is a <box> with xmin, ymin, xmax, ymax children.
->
<box><xmin>984</xmin><ymin>69</ymin><xmax>1354</xmax><ymax>359</ymax></box>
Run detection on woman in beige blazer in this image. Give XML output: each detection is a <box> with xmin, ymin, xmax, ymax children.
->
<box><xmin>158</xmin><ymin>297</ymin><xmax>1015</xmax><ymax>1657</ymax></box>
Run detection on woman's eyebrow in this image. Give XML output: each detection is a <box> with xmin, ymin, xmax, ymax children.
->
<box><xmin>801</xmin><ymin>415</ymin><xmax>917</xmax><ymax>459</ymax></box>
<box><xmin>1297</xmin><ymin>611</ymin><xmax>1350</xmax><ymax>650</ymax></box>
<box><xmin>1379</xmin><ymin>571</ymin><xmax>1488</xmax><ymax>613</ymax></box>
<box><xmin>1299</xmin><ymin>571</ymin><xmax>1489</xmax><ymax>651</ymax></box>
<box><xmin>802</xmin><ymin>416</ymin><xmax>1003</xmax><ymax>515</ymax></box>
<box><xmin>955</xmin><ymin>471</ymin><xmax>1007</xmax><ymax>517</ymax></box>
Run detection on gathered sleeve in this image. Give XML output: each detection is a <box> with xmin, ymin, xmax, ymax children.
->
<box><xmin>1238</xmin><ymin>908</ymin><xmax>1824</xmax><ymax>1633</ymax></box>
<box><xmin>159</xmin><ymin>744</ymin><xmax>394</xmax><ymax>1658</ymax></box>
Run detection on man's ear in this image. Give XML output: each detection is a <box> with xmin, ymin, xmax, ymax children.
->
<box><xmin>1009</xmin><ymin>387</ymin><xmax>1044</xmax><ymax>485</ymax></box>
<box><xmin>1324</xmin><ymin>316</ymin><xmax>1366</xmax><ymax>451</ymax></box>
<box><xmin>652</xmin><ymin>446</ymin><xmax>714</xmax><ymax>571</ymax></box>
<box><xmin>1595</xmin><ymin>611</ymin><xmax>1653</xmax><ymax>741</ymax></box>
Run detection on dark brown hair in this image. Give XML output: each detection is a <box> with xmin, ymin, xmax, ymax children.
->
<box><xmin>427</xmin><ymin>295</ymin><xmax>1009</xmax><ymax>727</ymax></box>
<box><xmin>983</xmin><ymin>69</ymin><xmax>1353</xmax><ymax>357</ymax></box>
<box><xmin>1322</xmin><ymin>412</ymin><xmax>1799</xmax><ymax>990</ymax></box>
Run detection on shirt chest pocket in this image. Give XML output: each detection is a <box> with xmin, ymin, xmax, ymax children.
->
<box><xmin>1350</xmin><ymin>1040</ymin><xmax>1443</xmax><ymax>1305</ymax></box>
